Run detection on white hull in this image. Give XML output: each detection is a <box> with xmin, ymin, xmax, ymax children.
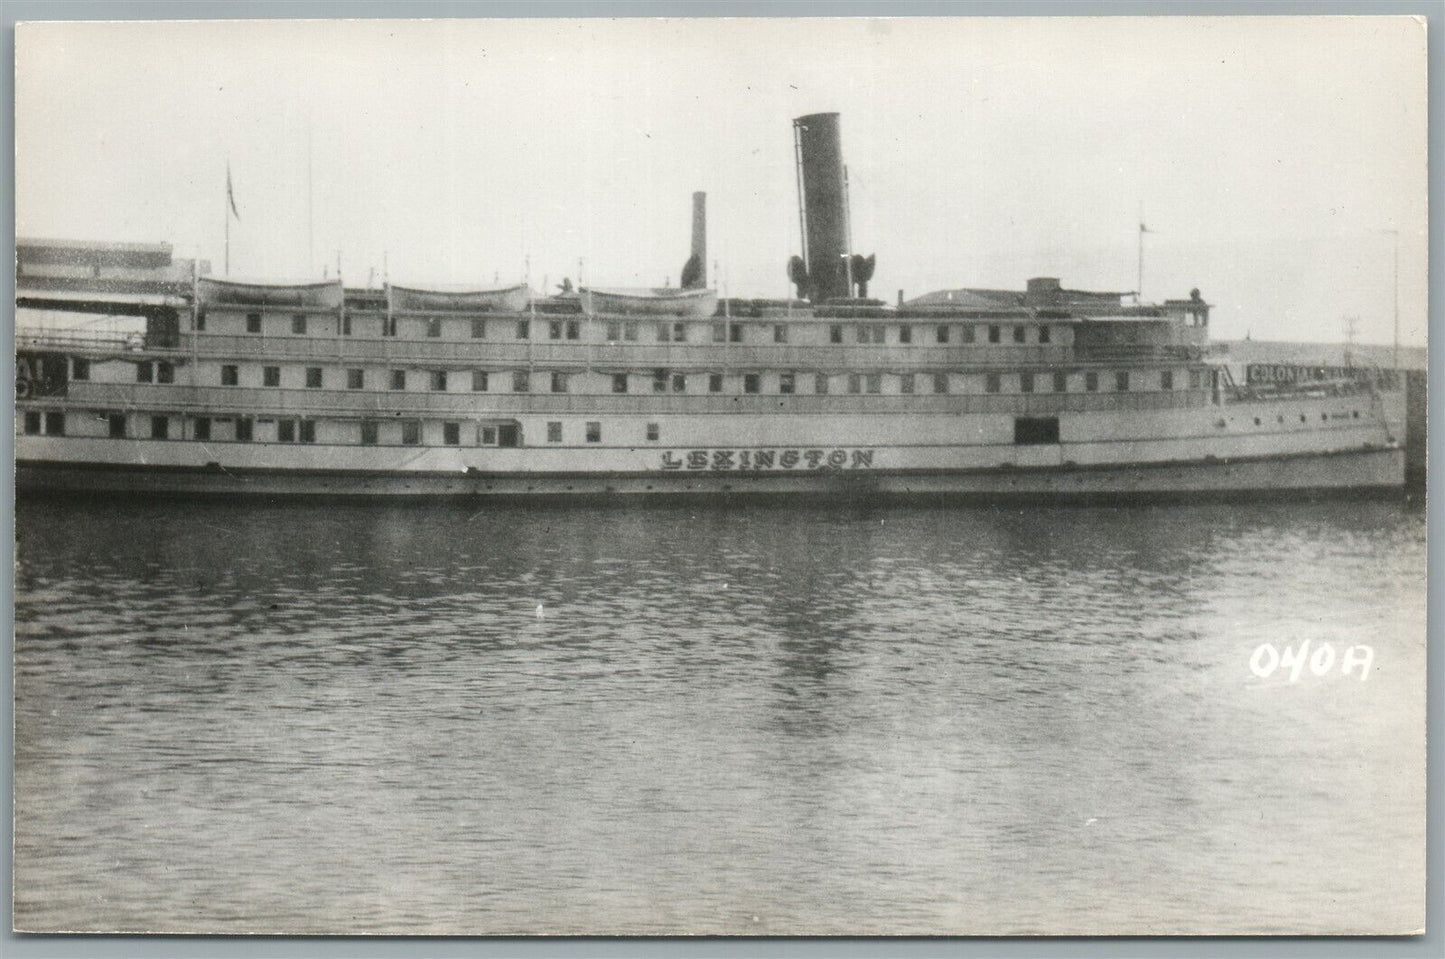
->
<box><xmin>17</xmin><ymin>447</ymin><xmax>1403</xmax><ymax>502</ymax></box>
<box><xmin>17</xmin><ymin>389</ymin><xmax>1405</xmax><ymax>500</ymax></box>
<box><xmin>15</xmin><ymin>452</ymin><xmax>1404</xmax><ymax>501</ymax></box>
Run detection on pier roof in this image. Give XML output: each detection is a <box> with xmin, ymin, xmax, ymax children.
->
<box><xmin>18</xmin><ymin>237</ymin><xmax>174</xmax><ymax>269</ymax></box>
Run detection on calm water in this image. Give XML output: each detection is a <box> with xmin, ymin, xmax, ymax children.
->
<box><xmin>13</xmin><ymin>497</ymin><xmax>1427</xmax><ymax>935</ymax></box>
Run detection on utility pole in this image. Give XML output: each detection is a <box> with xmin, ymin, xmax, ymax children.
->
<box><xmin>1391</xmin><ymin>230</ymin><xmax>1400</xmax><ymax>370</ymax></box>
<box><xmin>1343</xmin><ymin>315</ymin><xmax>1358</xmax><ymax>369</ymax></box>
<box><xmin>1377</xmin><ymin>228</ymin><xmax>1401</xmax><ymax>369</ymax></box>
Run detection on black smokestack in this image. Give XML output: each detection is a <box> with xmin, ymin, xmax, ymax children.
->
<box><xmin>793</xmin><ymin>113</ymin><xmax>849</xmax><ymax>302</ymax></box>
<box><xmin>681</xmin><ymin>191</ymin><xmax>707</xmax><ymax>289</ymax></box>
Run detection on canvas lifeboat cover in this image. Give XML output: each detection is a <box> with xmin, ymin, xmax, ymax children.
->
<box><xmin>386</xmin><ymin>283</ymin><xmax>530</xmax><ymax>313</ymax></box>
<box><xmin>580</xmin><ymin>287</ymin><xmax>718</xmax><ymax>317</ymax></box>
<box><xmin>197</xmin><ymin>276</ymin><xmax>344</xmax><ymax>309</ymax></box>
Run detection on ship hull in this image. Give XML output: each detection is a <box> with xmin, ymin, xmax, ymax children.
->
<box><xmin>16</xmin><ymin>446</ymin><xmax>1404</xmax><ymax>503</ymax></box>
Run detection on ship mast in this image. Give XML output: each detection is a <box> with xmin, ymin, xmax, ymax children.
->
<box><xmin>224</xmin><ymin>160</ymin><xmax>239</xmax><ymax>277</ymax></box>
<box><xmin>1136</xmin><ymin>210</ymin><xmax>1150</xmax><ymax>305</ymax></box>
<box><xmin>843</xmin><ymin>164</ymin><xmax>855</xmax><ymax>297</ymax></box>
<box><xmin>307</xmin><ymin>117</ymin><xmax>315</xmax><ymax>277</ymax></box>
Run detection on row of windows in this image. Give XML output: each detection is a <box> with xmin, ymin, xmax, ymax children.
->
<box><xmin>982</xmin><ymin>369</ymin><xmax>1182</xmax><ymax>394</ymax></box>
<box><xmin>205</xmin><ymin>311</ymin><xmax>1063</xmax><ymax>346</ymax></box>
<box><xmin>199</xmin><ymin>365</ymin><xmax>1202</xmax><ymax>394</ymax></box>
<box><xmin>19</xmin><ymin>407</ymin><xmax>1360</xmax><ymax>444</ymax></box>
<box><xmin>20</xmin><ymin>411</ymin><xmax>66</xmax><ymax>435</ymax></box>
<box><xmin>129</xmin><ymin>360</ymin><xmax>176</xmax><ymax>384</ymax></box>
<box><xmin>190</xmin><ymin>415</ymin><xmax>319</xmax><ymax>443</ymax></box>
<box><xmin>22</xmin><ymin>409</ymin><xmax>647</xmax><ymax>446</ymax></box>
<box><xmin>215</xmin><ymin>365</ymin><xmax>549</xmax><ymax>393</ymax></box>
<box><xmin>78</xmin><ymin>359</ymin><xmax>190</xmax><ymax>385</ymax></box>
<box><xmin>541</xmin><ymin>421</ymin><xmax>669</xmax><ymax>443</ymax></box>
<box><xmin>832</xmin><ymin>323</ymin><xmax>1050</xmax><ymax>346</ymax></box>
<box><xmin>82</xmin><ymin>352</ymin><xmax>1204</xmax><ymax>395</ymax></box>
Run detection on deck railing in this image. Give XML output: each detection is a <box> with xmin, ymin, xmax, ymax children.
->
<box><xmin>115</xmin><ymin>333</ymin><xmax>1199</xmax><ymax>371</ymax></box>
<box><xmin>55</xmin><ymin>381</ymin><xmax>1211</xmax><ymax>418</ymax></box>
<box><xmin>16</xmin><ymin>329</ymin><xmax>142</xmax><ymax>352</ymax></box>
<box><xmin>1072</xmin><ymin>344</ymin><xmax>1204</xmax><ymax>363</ymax></box>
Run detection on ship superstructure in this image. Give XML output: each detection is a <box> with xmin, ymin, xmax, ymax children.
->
<box><xmin>14</xmin><ymin>115</ymin><xmax>1405</xmax><ymax>499</ymax></box>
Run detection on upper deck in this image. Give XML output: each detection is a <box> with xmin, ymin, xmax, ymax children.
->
<box><xmin>18</xmin><ymin>285</ymin><xmax>1212</xmax><ymax>373</ymax></box>
<box><xmin>16</xmin><ymin>242</ymin><xmax>1221</xmax><ymax>407</ymax></box>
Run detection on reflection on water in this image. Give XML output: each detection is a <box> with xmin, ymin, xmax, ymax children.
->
<box><xmin>13</xmin><ymin>498</ymin><xmax>1426</xmax><ymax>934</ymax></box>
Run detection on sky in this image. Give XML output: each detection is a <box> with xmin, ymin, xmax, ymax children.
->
<box><xmin>15</xmin><ymin>15</ymin><xmax>1428</xmax><ymax>346</ymax></box>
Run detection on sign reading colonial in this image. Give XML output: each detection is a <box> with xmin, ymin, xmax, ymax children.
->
<box><xmin>1245</xmin><ymin>364</ymin><xmax>1400</xmax><ymax>388</ymax></box>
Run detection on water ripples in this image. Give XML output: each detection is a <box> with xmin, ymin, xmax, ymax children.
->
<box><xmin>14</xmin><ymin>498</ymin><xmax>1426</xmax><ymax>934</ymax></box>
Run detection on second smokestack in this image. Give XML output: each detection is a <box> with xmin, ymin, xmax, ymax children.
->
<box><xmin>682</xmin><ymin>191</ymin><xmax>707</xmax><ymax>289</ymax></box>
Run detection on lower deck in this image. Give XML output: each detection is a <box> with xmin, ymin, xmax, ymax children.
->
<box><xmin>15</xmin><ymin>388</ymin><xmax>1405</xmax><ymax>501</ymax></box>
<box><xmin>16</xmin><ymin>446</ymin><xmax>1405</xmax><ymax>503</ymax></box>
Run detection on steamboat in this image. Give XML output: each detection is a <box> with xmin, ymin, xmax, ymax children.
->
<box><xmin>15</xmin><ymin>114</ymin><xmax>1405</xmax><ymax>500</ymax></box>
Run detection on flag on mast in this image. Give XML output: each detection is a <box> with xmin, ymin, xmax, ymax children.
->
<box><xmin>226</xmin><ymin>163</ymin><xmax>241</xmax><ymax>220</ymax></box>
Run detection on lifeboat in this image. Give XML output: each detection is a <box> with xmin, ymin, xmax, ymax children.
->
<box><xmin>386</xmin><ymin>283</ymin><xmax>531</xmax><ymax>314</ymax></box>
<box><xmin>580</xmin><ymin>287</ymin><xmax>718</xmax><ymax>318</ymax></box>
<box><xmin>196</xmin><ymin>277</ymin><xmax>344</xmax><ymax>309</ymax></box>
